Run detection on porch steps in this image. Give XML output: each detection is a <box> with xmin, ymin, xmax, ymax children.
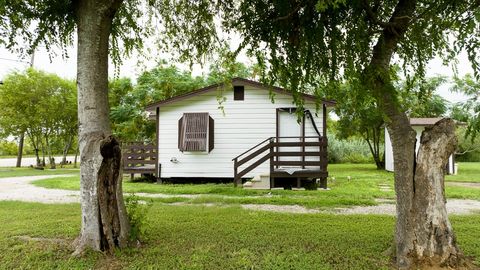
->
<box><xmin>243</xmin><ymin>174</ymin><xmax>270</xmax><ymax>189</ymax></box>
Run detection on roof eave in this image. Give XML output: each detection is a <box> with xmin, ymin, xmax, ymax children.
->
<box><xmin>145</xmin><ymin>77</ymin><xmax>337</xmax><ymax>110</ymax></box>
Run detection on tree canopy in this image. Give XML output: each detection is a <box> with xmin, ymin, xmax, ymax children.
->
<box><xmin>451</xmin><ymin>74</ymin><xmax>480</xmax><ymax>140</ymax></box>
<box><xmin>0</xmin><ymin>68</ymin><xmax>77</xmax><ymax>166</ymax></box>
<box><xmin>109</xmin><ymin>60</ymin><xmax>254</xmax><ymax>142</ymax></box>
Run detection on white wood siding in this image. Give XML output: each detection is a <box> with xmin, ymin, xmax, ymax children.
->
<box><xmin>385</xmin><ymin>126</ymin><xmax>454</xmax><ymax>174</ymax></box>
<box><xmin>157</xmin><ymin>85</ymin><xmax>324</xmax><ymax>179</ymax></box>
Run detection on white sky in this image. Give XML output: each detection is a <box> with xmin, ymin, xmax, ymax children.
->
<box><xmin>0</xmin><ymin>42</ymin><xmax>473</xmax><ymax>104</ymax></box>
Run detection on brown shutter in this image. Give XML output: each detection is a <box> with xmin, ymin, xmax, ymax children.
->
<box><xmin>208</xmin><ymin>116</ymin><xmax>214</xmax><ymax>152</ymax></box>
<box><xmin>178</xmin><ymin>116</ymin><xmax>184</xmax><ymax>151</ymax></box>
<box><xmin>179</xmin><ymin>113</ymin><xmax>210</xmax><ymax>151</ymax></box>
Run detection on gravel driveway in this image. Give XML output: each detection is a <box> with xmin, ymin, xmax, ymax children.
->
<box><xmin>0</xmin><ymin>156</ymin><xmax>75</xmax><ymax>167</ymax></box>
<box><xmin>0</xmin><ymin>175</ymin><xmax>79</xmax><ymax>203</ymax></box>
<box><xmin>1</xmin><ymin>174</ymin><xmax>480</xmax><ymax>215</ymax></box>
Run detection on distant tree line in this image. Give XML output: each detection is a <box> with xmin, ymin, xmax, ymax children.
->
<box><xmin>1</xmin><ymin>63</ymin><xmax>478</xmax><ymax>168</ymax></box>
<box><xmin>0</xmin><ymin>68</ymin><xmax>77</xmax><ymax>168</ymax></box>
<box><xmin>0</xmin><ymin>60</ymin><xmax>253</xmax><ymax>166</ymax></box>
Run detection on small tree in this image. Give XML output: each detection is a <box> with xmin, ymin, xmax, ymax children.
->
<box><xmin>333</xmin><ymin>82</ymin><xmax>385</xmax><ymax>169</ymax></box>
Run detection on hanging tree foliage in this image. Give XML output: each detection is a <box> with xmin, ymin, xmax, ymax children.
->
<box><xmin>158</xmin><ymin>0</ymin><xmax>480</xmax><ymax>268</ymax></box>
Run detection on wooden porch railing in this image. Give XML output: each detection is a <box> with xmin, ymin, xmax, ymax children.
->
<box><xmin>232</xmin><ymin>136</ymin><xmax>328</xmax><ymax>188</ymax></box>
<box><xmin>122</xmin><ymin>142</ymin><xmax>158</xmax><ymax>180</ymax></box>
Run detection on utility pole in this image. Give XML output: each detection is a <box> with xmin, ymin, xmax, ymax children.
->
<box><xmin>15</xmin><ymin>51</ymin><xmax>35</xmax><ymax>167</ymax></box>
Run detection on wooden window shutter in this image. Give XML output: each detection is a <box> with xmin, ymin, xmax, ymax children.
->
<box><xmin>178</xmin><ymin>113</ymin><xmax>213</xmax><ymax>152</ymax></box>
<box><xmin>178</xmin><ymin>117</ymin><xmax>183</xmax><ymax>150</ymax></box>
<box><xmin>208</xmin><ymin>116</ymin><xmax>214</xmax><ymax>152</ymax></box>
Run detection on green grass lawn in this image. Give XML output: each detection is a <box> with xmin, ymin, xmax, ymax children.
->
<box><xmin>0</xmin><ymin>201</ymin><xmax>479</xmax><ymax>269</ymax></box>
<box><xmin>30</xmin><ymin>163</ymin><xmax>480</xmax><ymax>208</ymax></box>
<box><xmin>0</xmin><ymin>167</ymin><xmax>79</xmax><ymax>178</ymax></box>
<box><xmin>446</xmin><ymin>162</ymin><xmax>480</xmax><ymax>183</ymax></box>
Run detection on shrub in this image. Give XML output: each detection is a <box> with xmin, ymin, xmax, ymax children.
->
<box><xmin>125</xmin><ymin>194</ymin><xmax>152</xmax><ymax>242</ymax></box>
<box><xmin>0</xmin><ymin>140</ymin><xmax>18</xmax><ymax>156</ymax></box>
<box><xmin>0</xmin><ymin>139</ymin><xmax>35</xmax><ymax>156</ymax></box>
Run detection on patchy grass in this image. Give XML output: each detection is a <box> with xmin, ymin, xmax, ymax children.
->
<box><xmin>446</xmin><ymin>162</ymin><xmax>480</xmax><ymax>183</ymax></box>
<box><xmin>0</xmin><ymin>167</ymin><xmax>79</xmax><ymax>178</ymax></box>
<box><xmin>34</xmin><ymin>164</ymin><xmax>396</xmax><ymax>208</ymax></box>
<box><xmin>31</xmin><ymin>163</ymin><xmax>480</xmax><ymax>207</ymax></box>
<box><xmin>0</xmin><ymin>201</ymin><xmax>478</xmax><ymax>269</ymax></box>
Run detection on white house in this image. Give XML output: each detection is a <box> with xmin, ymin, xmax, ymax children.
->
<box><xmin>385</xmin><ymin>118</ymin><xmax>456</xmax><ymax>174</ymax></box>
<box><xmin>145</xmin><ymin>78</ymin><xmax>335</xmax><ymax>189</ymax></box>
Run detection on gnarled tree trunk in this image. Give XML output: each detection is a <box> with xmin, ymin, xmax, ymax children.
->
<box><xmin>407</xmin><ymin>119</ymin><xmax>464</xmax><ymax>267</ymax></box>
<box><xmin>364</xmin><ymin>0</ymin><xmax>468</xmax><ymax>268</ymax></box>
<box><xmin>73</xmin><ymin>0</ymin><xmax>129</xmax><ymax>255</ymax></box>
<box><xmin>388</xmin><ymin>118</ymin><xmax>466</xmax><ymax>269</ymax></box>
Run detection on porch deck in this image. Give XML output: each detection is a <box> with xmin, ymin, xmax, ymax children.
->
<box><xmin>233</xmin><ymin>136</ymin><xmax>328</xmax><ymax>189</ymax></box>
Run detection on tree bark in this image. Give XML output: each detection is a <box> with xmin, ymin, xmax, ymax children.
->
<box><xmin>408</xmin><ymin>119</ymin><xmax>465</xmax><ymax>267</ymax></box>
<box><xmin>363</xmin><ymin>0</ymin><xmax>468</xmax><ymax>268</ymax></box>
<box><xmin>16</xmin><ymin>132</ymin><xmax>24</xmax><ymax>167</ymax></box>
<box><xmin>73</xmin><ymin>0</ymin><xmax>128</xmax><ymax>255</ymax></box>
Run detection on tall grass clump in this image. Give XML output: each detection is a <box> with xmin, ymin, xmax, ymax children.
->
<box><xmin>328</xmin><ymin>134</ymin><xmax>378</xmax><ymax>163</ymax></box>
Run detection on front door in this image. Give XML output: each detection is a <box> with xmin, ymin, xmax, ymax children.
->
<box><xmin>277</xmin><ymin>108</ymin><xmax>303</xmax><ymax>165</ymax></box>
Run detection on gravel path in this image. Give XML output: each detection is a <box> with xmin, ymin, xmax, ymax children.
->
<box><xmin>1</xmin><ymin>175</ymin><xmax>480</xmax><ymax>215</ymax></box>
<box><xmin>0</xmin><ymin>175</ymin><xmax>80</xmax><ymax>203</ymax></box>
<box><xmin>447</xmin><ymin>182</ymin><xmax>480</xmax><ymax>189</ymax></box>
<box><xmin>0</xmin><ymin>175</ymin><xmax>199</xmax><ymax>204</ymax></box>
<box><xmin>236</xmin><ymin>199</ymin><xmax>480</xmax><ymax>215</ymax></box>
<box><xmin>0</xmin><ymin>156</ymin><xmax>75</xmax><ymax>167</ymax></box>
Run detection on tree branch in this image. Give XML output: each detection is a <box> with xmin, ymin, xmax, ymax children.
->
<box><xmin>455</xmin><ymin>145</ymin><xmax>480</xmax><ymax>155</ymax></box>
<box><xmin>362</xmin><ymin>0</ymin><xmax>395</xmax><ymax>28</ymax></box>
<box><xmin>272</xmin><ymin>5</ymin><xmax>302</xmax><ymax>23</ymax></box>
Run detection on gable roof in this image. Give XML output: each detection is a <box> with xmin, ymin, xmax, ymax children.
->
<box><xmin>145</xmin><ymin>77</ymin><xmax>336</xmax><ymax>111</ymax></box>
<box><xmin>409</xmin><ymin>117</ymin><xmax>466</xmax><ymax>127</ymax></box>
<box><xmin>409</xmin><ymin>118</ymin><xmax>444</xmax><ymax>126</ymax></box>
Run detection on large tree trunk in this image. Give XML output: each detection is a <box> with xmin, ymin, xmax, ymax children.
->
<box><xmin>363</xmin><ymin>0</ymin><xmax>468</xmax><ymax>268</ymax></box>
<box><xmin>408</xmin><ymin>119</ymin><xmax>464</xmax><ymax>266</ymax></box>
<box><xmin>16</xmin><ymin>133</ymin><xmax>24</xmax><ymax>167</ymax></box>
<box><xmin>388</xmin><ymin>118</ymin><xmax>467</xmax><ymax>269</ymax></box>
<box><xmin>73</xmin><ymin>0</ymin><xmax>129</xmax><ymax>255</ymax></box>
